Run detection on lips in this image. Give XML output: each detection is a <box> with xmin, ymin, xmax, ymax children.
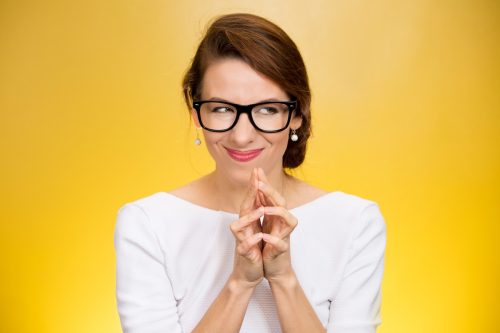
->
<box><xmin>225</xmin><ymin>147</ymin><xmax>264</xmax><ymax>162</ymax></box>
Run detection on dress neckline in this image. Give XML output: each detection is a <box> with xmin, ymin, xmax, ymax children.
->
<box><xmin>159</xmin><ymin>191</ymin><xmax>339</xmax><ymax>216</ymax></box>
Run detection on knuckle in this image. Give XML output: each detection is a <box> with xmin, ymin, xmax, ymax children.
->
<box><xmin>238</xmin><ymin>208</ymin><xmax>248</xmax><ymax>217</ymax></box>
<box><xmin>278</xmin><ymin>207</ymin><xmax>287</xmax><ymax>215</ymax></box>
<box><xmin>238</xmin><ymin>242</ymin><xmax>246</xmax><ymax>251</ymax></box>
<box><xmin>236</xmin><ymin>244</ymin><xmax>247</xmax><ymax>256</ymax></box>
<box><xmin>236</xmin><ymin>248</ymin><xmax>245</xmax><ymax>256</ymax></box>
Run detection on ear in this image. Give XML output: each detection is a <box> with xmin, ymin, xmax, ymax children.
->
<box><xmin>191</xmin><ymin>108</ymin><xmax>201</xmax><ymax>128</ymax></box>
<box><xmin>290</xmin><ymin>114</ymin><xmax>303</xmax><ymax>131</ymax></box>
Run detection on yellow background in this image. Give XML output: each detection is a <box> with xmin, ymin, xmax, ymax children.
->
<box><xmin>1</xmin><ymin>0</ymin><xmax>499</xmax><ymax>332</ymax></box>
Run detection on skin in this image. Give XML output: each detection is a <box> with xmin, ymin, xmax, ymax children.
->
<box><xmin>172</xmin><ymin>58</ymin><xmax>327</xmax><ymax>332</ymax></box>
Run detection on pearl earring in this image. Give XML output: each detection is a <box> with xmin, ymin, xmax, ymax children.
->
<box><xmin>194</xmin><ymin>129</ymin><xmax>201</xmax><ymax>145</ymax></box>
<box><xmin>290</xmin><ymin>129</ymin><xmax>299</xmax><ymax>142</ymax></box>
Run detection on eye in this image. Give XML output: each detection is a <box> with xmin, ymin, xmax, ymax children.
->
<box><xmin>255</xmin><ymin>106</ymin><xmax>279</xmax><ymax>115</ymax></box>
<box><xmin>212</xmin><ymin>106</ymin><xmax>235</xmax><ymax>113</ymax></box>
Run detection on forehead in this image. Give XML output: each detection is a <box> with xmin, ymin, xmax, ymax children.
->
<box><xmin>201</xmin><ymin>58</ymin><xmax>288</xmax><ymax>103</ymax></box>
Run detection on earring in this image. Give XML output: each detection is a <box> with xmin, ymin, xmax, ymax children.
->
<box><xmin>194</xmin><ymin>129</ymin><xmax>201</xmax><ymax>145</ymax></box>
<box><xmin>290</xmin><ymin>129</ymin><xmax>299</xmax><ymax>142</ymax></box>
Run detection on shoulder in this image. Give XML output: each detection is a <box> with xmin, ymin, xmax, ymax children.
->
<box><xmin>326</xmin><ymin>192</ymin><xmax>386</xmax><ymax>246</ymax></box>
<box><xmin>113</xmin><ymin>193</ymin><xmax>169</xmax><ymax>254</ymax></box>
<box><xmin>119</xmin><ymin>192</ymin><xmax>176</xmax><ymax>215</ymax></box>
<box><xmin>115</xmin><ymin>193</ymin><xmax>172</xmax><ymax>235</ymax></box>
<box><xmin>287</xmin><ymin>177</ymin><xmax>377</xmax><ymax>213</ymax></box>
<box><xmin>314</xmin><ymin>191</ymin><xmax>385</xmax><ymax>226</ymax></box>
<box><xmin>118</xmin><ymin>174</ymin><xmax>212</xmax><ymax>216</ymax></box>
<box><xmin>291</xmin><ymin>187</ymin><xmax>385</xmax><ymax>240</ymax></box>
<box><xmin>115</xmin><ymin>191</ymin><xmax>197</xmax><ymax>233</ymax></box>
<box><xmin>325</xmin><ymin>191</ymin><xmax>379</xmax><ymax>211</ymax></box>
<box><xmin>115</xmin><ymin>178</ymin><xmax>225</xmax><ymax>236</ymax></box>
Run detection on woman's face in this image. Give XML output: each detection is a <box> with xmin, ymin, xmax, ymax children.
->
<box><xmin>193</xmin><ymin>58</ymin><xmax>301</xmax><ymax>185</ymax></box>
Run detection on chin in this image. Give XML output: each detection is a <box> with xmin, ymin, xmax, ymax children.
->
<box><xmin>223</xmin><ymin>164</ymin><xmax>255</xmax><ymax>185</ymax></box>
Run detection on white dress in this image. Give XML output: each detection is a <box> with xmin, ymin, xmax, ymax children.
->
<box><xmin>114</xmin><ymin>191</ymin><xmax>386</xmax><ymax>333</ymax></box>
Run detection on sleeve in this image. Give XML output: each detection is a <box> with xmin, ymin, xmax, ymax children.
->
<box><xmin>114</xmin><ymin>203</ymin><xmax>183</xmax><ymax>333</ymax></box>
<box><xmin>326</xmin><ymin>203</ymin><xmax>387</xmax><ymax>333</ymax></box>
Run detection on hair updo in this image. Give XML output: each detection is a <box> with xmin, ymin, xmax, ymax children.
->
<box><xmin>182</xmin><ymin>13</ymin><xmax>311</xmax><ymax>169</ymax></box>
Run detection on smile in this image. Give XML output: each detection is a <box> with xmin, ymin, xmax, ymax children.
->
<box><xmin>225</xmin><ymin>147</ymin><xmax>264</xmax><ymax>162</ymax></box>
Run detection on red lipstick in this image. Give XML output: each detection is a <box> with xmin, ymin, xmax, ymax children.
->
<box><xmin>225</xmin><ymin>147</ymin><xmax>264</xmax><ymax>162</ymax></box>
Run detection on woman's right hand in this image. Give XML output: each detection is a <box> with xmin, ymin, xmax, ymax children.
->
<box><xmin>229</xmin><ymin>168</ymin><xmax>264</xmax><ymax>289</ymax></box>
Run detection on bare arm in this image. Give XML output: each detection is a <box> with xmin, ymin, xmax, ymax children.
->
<box><xmin>192</xmin><ymin>277</ymin><xmax>255</xmax><ymax>333</ymax></box>
<box><xmin>256</xmin><ymin>168</ymin><xmax>326</xmax><ymax>332</ymax></box>
<box><xmin>268</xmin><ymin>272</ymin><xmax>326</xmax><ymax>333</ymax></box>
<box><xmin>194</xmin><ymin>169</ymin><xmax>265</xmax><ymax>332</ymax></box>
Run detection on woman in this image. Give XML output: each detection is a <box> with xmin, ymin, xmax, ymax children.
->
<box><xmin>115</xmin><ymin>13</ymin><xmax>386</xmax><ymax>333</ymax></box>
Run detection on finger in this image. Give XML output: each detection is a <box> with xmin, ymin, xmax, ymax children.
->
<box><xmin>258</xmin><ymin>191</ymin><xmax>266</xmax><ymax>208</ymax></box>
<box><xmin>240</xmin><ymin>168</ymin><xmax>259</xmax><ymax>216</ymax></box>
<box><xmin>258</xmin><ymin>181</ymin><xmax>286</xmax><ymax>207</ymax></box>
<box><xmin>263</xmin><ymin>206</ymin><xmax>298</xmax><ymax>231</ymax></box>
<box><xmin>262</xmin><ymin>206</ymin><xmax>298</xmax><ymax>228</ymax></box>
<box><xmin>262</xmin><ymin>233</ymin><xmax>289</xmax><ymax>253</ymax></box>
<box><xmin>237</xmin><ymin>232</ymin><xmax>263</xmax><ymax>257</ymax></box>
<box><xmin>257</xmin><ymin>169</ymin><xmax>286</xmax><ymax>207</ymax></box>
<box><xmin>263</xmin><ymin>214</ymin><xmax>283</xmax><ymax>234</ymax></box>
<box><xmin>255</xmin><ymin>179</ymin><xmax>264</xmax><ymax>207</ymax></box>
<box><xmin>256</xmin><ymin>168</ymin><xmax>278</xmax><ymax>207</ymax></box>
<box><xmin>257</xmin><ymin>167</ymin><xmax>269</xmax><ymax>183</ymax></box>
<box><xmin>230</xmin><ymin>208</ymin><xmax>264</xmax><ymax>240</ymax></box>
<box><xmin>261</xmin><ymin>213</ymin><xmax>273</xmax><ymax>234</ymax></box>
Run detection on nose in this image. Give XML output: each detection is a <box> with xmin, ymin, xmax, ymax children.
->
<box><xmin>228</xmin><ymin>113</ymin><xmax>257</xmax><ymax>145</ymax></box>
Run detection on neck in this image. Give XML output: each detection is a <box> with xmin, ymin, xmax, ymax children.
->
<box><xmin>209</xmin><ymin>166</ymin><xmax>290</xmax><ymax>213</ymax></box>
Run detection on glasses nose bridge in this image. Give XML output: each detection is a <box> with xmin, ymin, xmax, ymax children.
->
<box><xmin>236</xmin><ymin>104</ymin><xmax>254</xmax><ymax>117</ymax></box>
<box><xmin>234</xmin><ymin>104</ymin><xmax>256</xmax><ymax>128</ymax></box>
<box><xmin>229</xmin><ymin>103</ymin><xmax>255</xmax><ymax>131</ymax></box>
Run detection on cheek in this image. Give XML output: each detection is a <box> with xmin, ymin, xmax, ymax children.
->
<box><xmin>202</xmin><ymin>131</ymin><xmax>223</xmax><ymax>143</ymax></box>
<box><xmin>268</xmin><ymin>133</ymin><xmax>290</xmax><ymax>155</ymax></box>
<box><xmin>202</xmin><ymin>132</ymin><xmax>224</xmax><ymax>155</ymax></box>
<box><xmin>279</xmin><ymin>136</ymin><xmax>291</xmax><ymax>155</ymax></box>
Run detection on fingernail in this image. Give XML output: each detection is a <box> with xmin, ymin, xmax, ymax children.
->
<box><xmin>258</xmin><ymin>181</ymin><xmax>265</xmax><ymax>189</ymax></box>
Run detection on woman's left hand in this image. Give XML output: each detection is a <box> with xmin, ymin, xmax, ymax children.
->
<box><xmin>256</xmin><ymin>168</ymin><xmax>299</xmax><ymax>282</ymax></box>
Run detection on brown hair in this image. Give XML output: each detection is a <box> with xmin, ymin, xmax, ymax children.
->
<box><xmin>182</xmin><ymin>13</ymin><xmax>311</xmax><ymax>168</ymax></box>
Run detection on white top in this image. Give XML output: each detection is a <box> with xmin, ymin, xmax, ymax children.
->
<box><xmin>114</xmin><ymin>191</ymin><xmax>386</xmax><ymax>333</ymax></box>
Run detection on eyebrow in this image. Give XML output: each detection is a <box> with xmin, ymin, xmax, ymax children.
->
<box><xmin>205</xmin><ymin>97</ymin><xmax>288</xmax><ymax>104</ymax></box>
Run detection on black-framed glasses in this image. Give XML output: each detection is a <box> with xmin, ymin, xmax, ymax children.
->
<box><xmin>192</xmin><ymin>100</ymin><xmax>297</xmax><ymax>133</ymax></box>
